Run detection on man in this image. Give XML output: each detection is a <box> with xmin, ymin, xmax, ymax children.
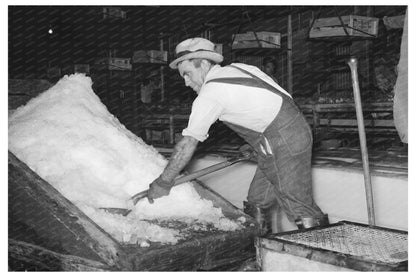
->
<box><xmin>140</xmin><ymin>70</ymin><xmax>160</xmax><ymax>103</ymax></box>
<box><xmin>147</xmin><ymin>37</ymin><xmax>327</xmax><ymax>230</ymax></box>
<box><xmin>262</xmin><ymin>56</ymin><xmax>279</xmax><ymax>83</ymax></box>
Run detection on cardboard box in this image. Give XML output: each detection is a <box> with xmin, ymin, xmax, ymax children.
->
<box><xmin>309</xmin><ymin>15</ymin><xmax>379</xmax><ymax>38</ymax></box>
<box><xmin>232</xmin><ymin>31</ymin><xmax>281</xmax><ymax>49</ymax></box>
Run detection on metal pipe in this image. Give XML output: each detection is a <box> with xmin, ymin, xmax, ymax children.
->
<box><xmin>160</xmin><ymin>35</ymin><xmax>165</xmax><ymax>102</ymax></box>
<box><xmin>347</xmin><ymin>57</ymin><xmax>376</xmax><ymax>226</ymax></box>
<box><xmin>287</xmin><ymin>14</ymin><xmax>293</xmax><ymax>94</ymax></box>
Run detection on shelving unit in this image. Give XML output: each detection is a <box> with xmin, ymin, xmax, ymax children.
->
<box><xmin>133</xmin><ymin>100</ymin><xmax>397</xmax><ymax>152</ymax></box>
<box><xmin>136</xmin><ymin>104</ymin><xmax>190</xmax><ymax>147</ymax></box>
<box><xmin>301</xmin><ymin>102</ymin><xmax>393</xmax><ymax>130</ymax></box>
<box><xmin>299</xmin><ymin>101</ymin><xmax>399</xmax><ymax>150</ymax></box>
<box><xmin>229</xmin><ymin>13</ymin><xmax>293</xmax><ymax>93</ymax></box>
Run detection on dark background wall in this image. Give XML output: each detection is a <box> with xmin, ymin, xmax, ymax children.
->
<box><xmin>9</xmin><ymin>5</ymin><xmax>406</xmax><ymax>94</ymax></box>
<box><xmin>8</xmin><ymin>5</ymin><xmax>407</xmax><ymax>150</ymax></box>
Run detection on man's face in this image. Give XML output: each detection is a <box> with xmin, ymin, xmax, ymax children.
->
<box><xmin>178</xmin><ymin>60</ymin><xmax>207</xmax><ymax>93</ymax></box>
<box><xmin>263</xmin><ymin>62</ymin><xmax>276</xmax><ymax>76</ymax></box>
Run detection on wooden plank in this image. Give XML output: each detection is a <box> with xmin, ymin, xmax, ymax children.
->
<box><xmin>9</xmin><ymin>239</ymin><xmax>117</xmax><ymax>271</ymax></box>
<box><xmin>300</xmin><ymin>102</ymin><xmax>393</xmax><ymax>112</ymax></box>
<box><xmin>319</xmin><ymin>118</ymin><xmax>394</xmax><ymax>127</ymax></box>
<box><xmin>122</xmin><ymin>227</ymin><xmax>257</xmax><ymax>271</ymax></box>
<box><xmin>8</xmin><ymin>151</ymin><xmax>126</xmax><ymax>269</ymax></box>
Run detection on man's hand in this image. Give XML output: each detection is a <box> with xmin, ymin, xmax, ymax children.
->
<box><xmin>147</xmin><ymin>136</ymin><xmax>199</xmax><ymax>204</ymax></box>
<box><xmin>147</xmin><ymin>176</ymin><xmax>174</xmax><ymax>204</ymax></box>
<box><xmin>239</xmin><ymin>144</ymin><xmax>257</xmax><ymax>162</ymax></box>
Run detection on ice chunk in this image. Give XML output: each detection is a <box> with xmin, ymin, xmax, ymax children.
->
<box><xmin>8</xmin><ymin>74</ymin><xmax>242</xmax><ymax>245</ymax></box>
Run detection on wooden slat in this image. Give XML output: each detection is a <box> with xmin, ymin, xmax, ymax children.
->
<box><xmin>8</xmin><ymin>151</ymin><xmax>126</xmax><ymax>269</ymax></box>
<box><xmin>123</xmin><ymin>228</ymin><xmax>257</xmax><ymax>271</ymax></box>
<box><xmin>319</xmin><ymin>118</ymin><xmax>394</xmax><ymax>127</ymax></box>
<box><xmin>9</xmin><ymin>239</ymin><xmax>116</xmax><ymax>271</ymax></box>
<box><xmin>300</xmin><ymin>102</ymin><xmax>393</xmax><ymax>112</ymax></box>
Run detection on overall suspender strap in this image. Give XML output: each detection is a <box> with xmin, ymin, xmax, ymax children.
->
<box><xmin>205</xmin><ymin>77</ymin><xmax>271</xmax><ymax>90</ymax></box>
<box><xmin>227</xmin><ymin>65</ymin><xmax>293</xmax><ymax>101</ymax></box>
<box><xmin>205</xmin><ymin>65</ymin><xmax>292</xmax><ymax>102</ymax></box>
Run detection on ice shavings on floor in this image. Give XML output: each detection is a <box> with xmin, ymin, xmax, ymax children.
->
<box><xmin>8</xmin><ymin>74</ymin><xmax>243</xmax><ymax>245</ymax></box>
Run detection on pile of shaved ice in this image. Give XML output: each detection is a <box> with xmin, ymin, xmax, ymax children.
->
<box><xmin>8</xmin><ymin>74</ymin><xmax>243</xmax><ymax>245</ymax></box>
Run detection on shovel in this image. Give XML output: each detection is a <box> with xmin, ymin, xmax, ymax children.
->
<box><xmin>100</xmin><ymin>152</ymin><xmax>253</xmax><ymax>216</ymax></box>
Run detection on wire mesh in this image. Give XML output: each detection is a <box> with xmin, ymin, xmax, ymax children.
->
<box><xmin>275</xmin><ymin>223</ymin><xmax>407</xmax><ymax>264</ymax></box>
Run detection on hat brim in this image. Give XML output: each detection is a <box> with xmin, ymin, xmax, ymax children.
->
<box><xmin>169</xmin><ymin>51</ymin><xmax>224</xmax><ymax>69</ymax></box>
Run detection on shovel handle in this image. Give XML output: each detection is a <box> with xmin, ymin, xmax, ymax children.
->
<box><xmin>131</xmin><ymin>154</ymin><xmax>251</xmax><ymax>204</ymax></box>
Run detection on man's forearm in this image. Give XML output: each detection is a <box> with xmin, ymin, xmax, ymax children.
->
<box><xmin>159</xmin><ymin>136</ymin><xmax>199</xmax><ymax>182</ymax></box>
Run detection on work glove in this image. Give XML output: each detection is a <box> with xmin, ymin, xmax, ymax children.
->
<box><xmin>147</xmin><ymin>176</ymin><xmax>174</xmax><ymax>204</ymax></box>
<box><xmin>239</xmin><ymin>144</ymin><xmax>258</xmax><ymax>162</ymax></box>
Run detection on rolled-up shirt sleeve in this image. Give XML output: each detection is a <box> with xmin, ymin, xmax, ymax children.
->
<box><xmin>182</xmin><ymin>95</ymin><xmax>223</xmax><ymax>142</ymax></box>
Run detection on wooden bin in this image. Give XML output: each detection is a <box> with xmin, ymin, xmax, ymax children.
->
<box><xmin>8</xmin><ymin>151</ymin><xmax>259</xmax><ymax>271</ymax></box>
<box><xmin>256</xmin><ymin>221</ymin><xmax>407</xmax><ymax>271</ymax></box>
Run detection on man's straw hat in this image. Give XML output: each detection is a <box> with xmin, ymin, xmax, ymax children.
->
<box><xmin>169</xmin><ymin>37</ymin><xmax>223</xmax><ymax>69</ymax></box>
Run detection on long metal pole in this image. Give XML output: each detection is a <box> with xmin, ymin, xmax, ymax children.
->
<box><xmin>287</xmin><ymin>14</ymin><xmax>293</xmax><ymax>94</ymax></box>
<box><xmin>347</xmin><ymin>57</ymin><xmax>376</xmax><ymax>226</ymax></box>
<box><xmin>160</xmin><ymin>35</ymin><xmax>165</xmax><ymax>102</ymax></box>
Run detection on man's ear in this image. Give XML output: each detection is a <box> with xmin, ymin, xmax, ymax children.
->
<box><xmin>201</xmin><ymin>59</ymin><xmax>212</xmax><ymax>72</ymax></box>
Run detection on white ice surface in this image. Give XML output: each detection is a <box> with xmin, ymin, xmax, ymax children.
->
<box><xmin>8</xmin><ymin>74</ymin><xmax>242</xmax><ymax>245</ymax></box>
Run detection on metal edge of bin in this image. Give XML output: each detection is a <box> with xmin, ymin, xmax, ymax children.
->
<box><xmin>255</xmin><ymin>221</ymin><xmax>408</xmax><ymax>271</ymax></box>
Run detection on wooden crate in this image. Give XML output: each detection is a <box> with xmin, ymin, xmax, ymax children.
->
<box><xmin>256</xmin><ymin>221</ymin><xmax>407</xmax><ymax>271</ymax></box>
<box><xmin>309</xmin><ymin>15</ymin><xmax>379</xmax><ymax>38</ymax></box>
<box><xmin>8</xmin><ymin>151</ymin><xmax>259</xmax><ymax>271</ymax></box>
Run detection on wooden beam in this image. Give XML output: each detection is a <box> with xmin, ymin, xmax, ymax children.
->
<box><xmin>9</xmin><ymin>239</ymin><xmax>116</xmax><ymax>271</ymax></box>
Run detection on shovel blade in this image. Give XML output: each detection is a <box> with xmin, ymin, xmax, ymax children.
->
<box><xmin>100</xmin><ymin>207</ymin><xmax>132</xmax><ymax>216</ymax></box>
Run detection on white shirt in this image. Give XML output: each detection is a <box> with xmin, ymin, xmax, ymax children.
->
<box><xmin>182</xmin><ymin>63</ymin><xmax>292</xmax><ymax>142</ymax></box>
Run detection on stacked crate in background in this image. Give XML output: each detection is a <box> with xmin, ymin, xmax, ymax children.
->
<box><xmin>309</xmin><ymin>15</ymin><xmax>379</xmax><ymax>39</ymax></box>
<box><xmin>232</xmin><ymin>31</ymin><xmax>281</xmax><ymax>49</ymax></box>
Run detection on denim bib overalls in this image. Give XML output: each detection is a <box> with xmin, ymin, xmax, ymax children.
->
<box><xmin>206</xmin><ymin>65</ymin><xmax>324</xmax><ymax>222</ymax></box>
